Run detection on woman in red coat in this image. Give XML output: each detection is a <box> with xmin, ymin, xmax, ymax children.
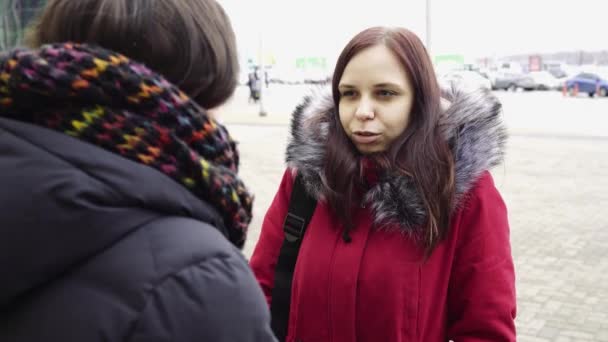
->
<box><xmin>250</xmin><ymin>26</ymin><xmax>516</xmax><ymax>342</ymax></box>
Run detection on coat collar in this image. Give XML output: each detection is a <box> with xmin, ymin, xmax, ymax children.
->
<box><xmin>286</xmin><ymin>82</ymin><xmax>507</xmax><ymax>231</ymax></box>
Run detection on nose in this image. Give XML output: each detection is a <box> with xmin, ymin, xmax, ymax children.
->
<box><xmin>355</xmin><ymin>96</ymin><xmax>375</xmax><ymax>120</ymax></box>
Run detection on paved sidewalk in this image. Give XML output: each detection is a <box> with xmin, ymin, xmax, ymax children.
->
<box><xmin>229</xmin><ymin>124</ymin><xmax>608</xmax><ymax>342</ymax></box>
<box><xmin>220</xmin><ymin>85</ymin><xmax>608</xmax><ymax>341</ymax></box>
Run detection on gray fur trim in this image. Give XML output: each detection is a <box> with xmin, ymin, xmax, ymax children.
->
<box><xmin>286</xmin><ymin>86</ymin><xmax>333</xmax><ymax>200</ymax></box>
<box><xmin>440</xmin><ymin>82</ymin><xmax>507</xmax><ymax>206</ymax></box>
<box><xmin>285</xmin><ymin>82</ymin><xmax>507</xmax><ymax>232</ymax></box>
<box><xmin>363</xmin><ymin>175</ymin><xmax>426</xmax><ymax>233</ymax></box>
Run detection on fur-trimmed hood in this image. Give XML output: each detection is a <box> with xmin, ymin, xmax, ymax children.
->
<box><xmin>286</xmin><ymin>82</ymin><xmax>507</xmax><ymax>232</ymax></box>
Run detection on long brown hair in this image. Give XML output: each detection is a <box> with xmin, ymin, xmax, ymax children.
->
<box><xmin>326</xmin><ymin>27</ymin><xmax>455</xmax><ymax>253</ymax></box>
<box><xmin>28</xmin><ymin>0</ymin><xmax>238</xmax><ymax>110</ymax></box>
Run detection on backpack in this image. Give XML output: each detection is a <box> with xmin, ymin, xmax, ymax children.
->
<box><xmin>270</xmin><ymin>173</ymin><xmax>317</xmax><ymax>342</ymax></box>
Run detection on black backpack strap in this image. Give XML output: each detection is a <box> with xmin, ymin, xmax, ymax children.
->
<box><xmin>270</xmin><ymin>173</ymin><xmax>317</xmax><ymax>342</ymax></box>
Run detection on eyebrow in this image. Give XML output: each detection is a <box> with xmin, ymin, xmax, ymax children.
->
<box><xmin>338</xmin><ymin>82</ymin><xmax>403</xmax><ymax>89</ymax></box>
<box><xmin>373</xmin><ymin>82</ymin><xmax>403</xmax><ymax>88</ymax></box>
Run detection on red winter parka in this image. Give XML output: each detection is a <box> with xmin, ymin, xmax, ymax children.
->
<box><xmin>250</xmin><ymin>85</ymin><xmax>516</xmax><ymax>342</ymax></box>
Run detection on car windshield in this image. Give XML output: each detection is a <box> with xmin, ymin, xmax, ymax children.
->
<box><xmin>548</xmin><ymin>69</ymin><xmax>566</xmax><ymax>78</ymax></box>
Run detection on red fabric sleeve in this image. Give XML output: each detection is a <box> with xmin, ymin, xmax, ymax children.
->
<box><xmin>249</xmin><ymin>169</ymin><xmax>295</xmax><ymax>307</ymax></box>
<box><xmin>447</xmin><ymin>171</ymin><xmax>517</xmax><ymax>342</ymax></box>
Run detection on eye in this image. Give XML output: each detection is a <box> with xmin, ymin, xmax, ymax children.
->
<box><xmin>340</xmin><ymin>90</ymin><xmax>357</xmax><ymax>98</ymax></box>
<box><xmin>377</xmin><ymin>89</ymin><xmax>397</xmax><ymax>97</ymax></box>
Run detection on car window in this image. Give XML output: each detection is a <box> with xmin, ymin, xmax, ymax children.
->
<box><xmin>579</xmin><ymin>73</ymin><xmax>597</xmax><ymax>80</ymax></box>
<box><xmin>550</xmin><ymin>70</ymin><xmax>566</xmax><ymax>78</ymax></box>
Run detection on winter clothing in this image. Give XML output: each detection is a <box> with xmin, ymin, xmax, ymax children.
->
<box><xmin>250</xmin><ymin>84</ymin><xmax>516</xmax><ymax>341</ymax></box>
<box><xmin>0</xmin><ymin>43</ymin><xmax>276</xmax><ymax>342</ymax></box>
<box><xmin>0</xmin><ymin>43</ymin><xmax>252</xmax><ymax>246</ymax></box>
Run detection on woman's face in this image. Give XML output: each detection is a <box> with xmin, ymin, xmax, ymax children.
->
<box><xmin>338</xmin><ymin>44</ymin><xmax>414</xmax><ymax>154</ymax></box>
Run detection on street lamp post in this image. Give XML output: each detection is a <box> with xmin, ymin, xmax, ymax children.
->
<box><xmin>258</xmin><ymin>31</ymin><xmax>267</xmax><ymax>117</ymax></box>
<box><xmin>426</xmin><ymin>0</ymin><xmax>431</xmax><ymax>54</ymax></box>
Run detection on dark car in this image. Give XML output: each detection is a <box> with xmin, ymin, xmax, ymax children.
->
<box><xmin>565</xmin><ymin>72</ymin><xmax>608</xmax><ymax>97</ymax></box>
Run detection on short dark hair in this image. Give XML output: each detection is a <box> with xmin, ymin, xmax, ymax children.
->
<box><xmin>327</xmin><ymin>27</ymin><xmax>455</xmax><ymax>253</ymax></box>
<box><xmin>29</xmin><ymin>0</ymin><xmax>239</xmax><ymax>109</ymax></box>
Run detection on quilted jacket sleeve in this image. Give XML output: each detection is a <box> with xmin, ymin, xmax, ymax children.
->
<box><xmin>447</xmin><ymin>171</ymin><xmax>517</xmax><ymax>342</ymax></box>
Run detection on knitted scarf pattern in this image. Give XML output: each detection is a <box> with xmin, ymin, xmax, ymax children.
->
<box><xmin>0</xmin><ymin>43</ymin><xmax>252</xmax><ymax>248</ymax></box>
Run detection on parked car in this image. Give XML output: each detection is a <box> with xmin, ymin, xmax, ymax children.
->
<box><xmin>543</xmin><ymin>62</ymin><xmax>569</xmax><ymax>79</ymax></box>
<box><xmin>527</xmin><ymin>71</ymin><xmax>563</xmax><ymax>90</ymax></box>
<box><xmin>565</xmin><ymin>72</ymin><xmax>608</xmax><ymax>97</ymax></box>
<box><xmin>491</xmin><ymin>72</ymin><xmax>527</xmax><ymax>91</ymax></box>
<box><xmin>438</xmin><ymin>70</ymin><xmax>492</xmax><ymax>91</ymax></box>
<box><xmin>514</xmin><ymin>74</ymin><xmax>537</xmax><ymax>91</ymax></box>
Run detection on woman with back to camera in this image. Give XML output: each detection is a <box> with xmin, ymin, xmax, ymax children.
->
<box><xmin>0</xmin><ymin>0</ymin><xmax>277</xmax><ymax>341</ymax></box>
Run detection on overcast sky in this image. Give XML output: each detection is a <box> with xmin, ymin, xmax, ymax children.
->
<box><xmin>218</xmin><ymin>0</ymin><xmax>606</xmax><ymax>65</ymax></box>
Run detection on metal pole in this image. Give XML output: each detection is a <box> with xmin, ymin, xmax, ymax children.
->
<box><xmin>426</xmin><ymin>0</ymin><xmax>431</xmax><ymax>55</ymax></box>
<box><xmin>258</xmin><ymin>30</ymin><xmax>267</xmax><ymax>117</ymax></box>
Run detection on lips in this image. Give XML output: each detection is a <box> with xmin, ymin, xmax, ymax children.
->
<box><xmin>352</xmin><ymin>131</ymin><xmax>380</xmax><ymax>144</ymax></box>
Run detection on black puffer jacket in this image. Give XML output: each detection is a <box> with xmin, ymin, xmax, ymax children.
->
<box><xmin>0</xmin><ymin>118</ymin><xmax>276</xmax><ymax>341</ymax></box>
<box><xmin>0</xmin><ymin>44</ymin><xmax>276</xmax><ymax>342</ymax></box>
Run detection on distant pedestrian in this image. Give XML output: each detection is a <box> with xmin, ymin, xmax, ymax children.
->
<box><xmin>248</xmin><ymin>70</ymin><xmax>261</xmax><ymax>103</ymax></box>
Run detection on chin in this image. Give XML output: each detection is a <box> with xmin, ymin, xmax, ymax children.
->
<box><xmin>356</xmin><ymin>146</ymin><xmax>385</xmax><ymax>154</ymax></box>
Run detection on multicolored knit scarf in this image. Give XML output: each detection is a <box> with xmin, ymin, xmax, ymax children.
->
<box><xmin>0</xmin><ymin>43</ymin><xmax>252</xmax><ymax>248</ymax></box>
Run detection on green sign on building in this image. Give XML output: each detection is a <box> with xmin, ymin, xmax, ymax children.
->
<box><xmin>434</xmin><ymin>54</ymin><xmax>465</xmax><ymax>65</ymax></box>
<box><xmin>296</xmin><ymin>57</ymin><xmax>327</xmax><ymax>70</ymax></box>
